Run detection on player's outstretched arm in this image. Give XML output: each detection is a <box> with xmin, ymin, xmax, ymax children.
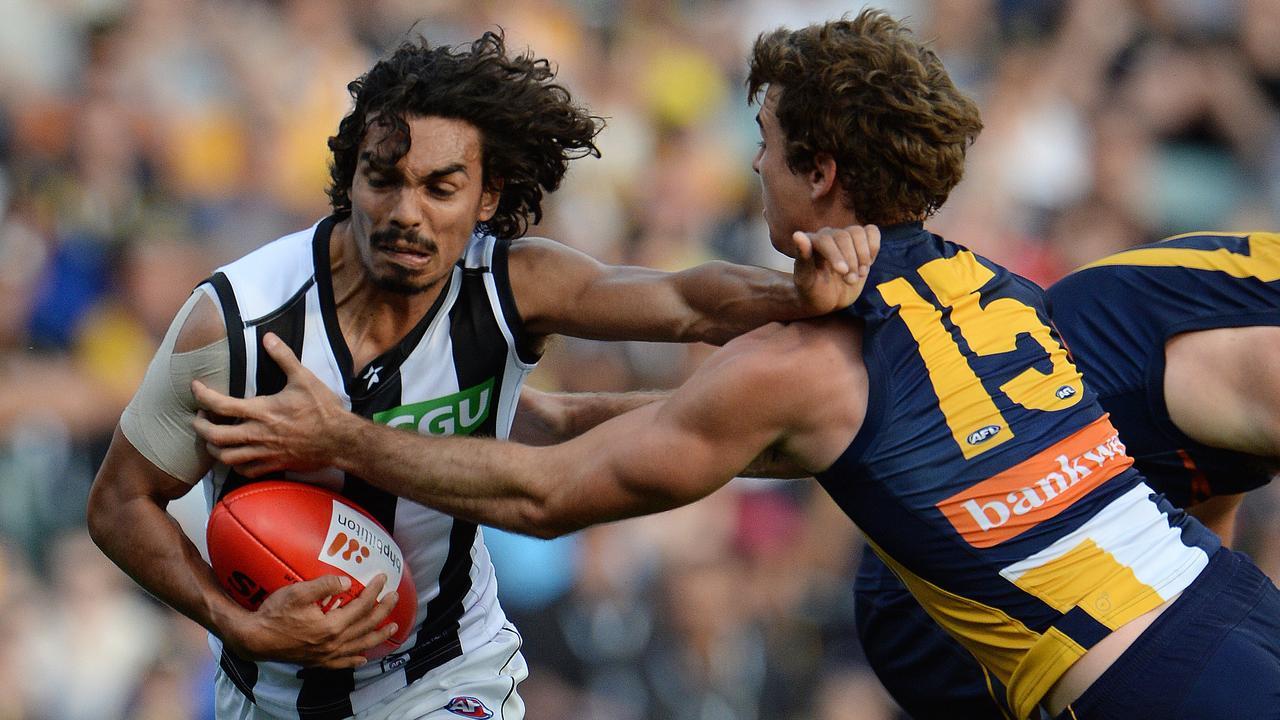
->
<box><xmin>87</xmin><ymin>294</ymin><xmax>397</xmax><ymax>669</ymax></box>
<box><xmin>509</xmin><ymin>225</ymin><xmax>879</xmax><ymax>346</ymax></box>
<box><xmin>512</xmin><ymin>386</ymin><xmax>811</xmax><ymax>477</ymax></box>
<box><xmin>509</xmin><ymin>387</ymin><xmax>668</xmax><ymax>446</ymax></box>
<box><xmin>195</xmin><ymin>321</ymin><xmax>865</xmax><ymax>536</ymax></box>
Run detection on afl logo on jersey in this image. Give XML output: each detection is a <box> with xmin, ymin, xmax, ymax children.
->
<box><xmin>444</xmin><ymin>697</ymin><xmax>493</xmax><ymax>719</ymax></box>
<box><xmin>1055</xmin><ymin>385</ymin><xmax>1077</xmax><ymax>400</ymax></box>
<box><xmin>967</xmin><ymin>425</ymin><xmax>1002</xmax><ymax>446</ymax></box>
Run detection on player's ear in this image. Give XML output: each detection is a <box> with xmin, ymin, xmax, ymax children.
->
<box><xmin>478</xmin><ymin>179</ymin><xmax>502</xmax><ymax>222</ymax></box>
<box><xmin>808</xmin><ymin>153</ymin><xmax>838</xmax><ymax>202</ymax></box>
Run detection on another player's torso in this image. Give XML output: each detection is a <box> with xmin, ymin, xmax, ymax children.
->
<box><xmin>1047</xmin><ymin>231</ymin><xmax>1280</xmax><ymax>506</ymax></box>
<box><xmin>816</xmin><ymin>223</ymin><xmax>1218</xmax><ymax>720</ymax></box>
<box><xmin>203</xmin><ymin>216</ymin><xmax>535</xmax><ymax>717</ymax></box>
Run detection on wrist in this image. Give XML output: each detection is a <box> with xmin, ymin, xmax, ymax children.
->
<box><xmin>325</xmin><ymin>411</ymin><xmax>368</xmax><ymax>474</ymax></box>
<box><xmin>208</xmin><ymin>592</ymin><xmax>255</xmax><ymax>651</ymax></box>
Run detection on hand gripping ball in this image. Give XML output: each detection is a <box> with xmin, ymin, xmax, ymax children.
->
<box><xmin>207</xmin><ymin>481</ymin><xmax>416</xmax><ymax>659</ymax></box>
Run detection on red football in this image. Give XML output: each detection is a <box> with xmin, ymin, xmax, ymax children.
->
<box><xmin>207</xmin><ymin>481</ymin><xmax>416</xmax><ymax>660</ymax></box>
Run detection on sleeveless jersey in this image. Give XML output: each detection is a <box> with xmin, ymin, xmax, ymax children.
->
<box><xmin>201</xmin><ymin>215</ymin><xmax>536</xmax><ymax>719</ymax></box>
<box><xmin>1047</xmin><ymin>231</ymin><xmax>1280</xmax><ymax>507</ymax></box>
<box><xmin>816</xmin><ymin>223</ymin><xmax>1219</xmax><ymax>720</ymax></box>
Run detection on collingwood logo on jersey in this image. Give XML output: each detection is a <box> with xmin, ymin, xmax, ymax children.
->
<box><xmin>372</xmin><ymin>377</ymin><xmax>496</xmax><ymax>436</ymax></box>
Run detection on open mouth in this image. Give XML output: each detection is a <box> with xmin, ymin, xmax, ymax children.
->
<box><xmin>377</xmin><ymin>243</ymin><xmax>434</xmax><ymax>268</ymax></box>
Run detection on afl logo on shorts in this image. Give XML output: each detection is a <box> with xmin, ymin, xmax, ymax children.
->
<box><xmin>967</xmin><ymin>424</ymin><xmax>1002</xmax><ymax>446</ymax></box>
<box><xmin>445</xmin><ymin>696</ymin><xmax>494</xmax><ymax>719</ymax></box>
<box><xmin>1055</xmin><ymin>385</ymin><xmax>1077</xmax><ymax>400</ymax></box>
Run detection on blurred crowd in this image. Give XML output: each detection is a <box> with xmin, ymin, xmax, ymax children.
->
<box><xmin>1</xmin><ymin>0</ymin><xmax>1279</xmax><ymax>718</ymax></box>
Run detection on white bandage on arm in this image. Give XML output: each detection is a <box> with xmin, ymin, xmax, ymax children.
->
<box><xmin>120</xmin><ymin>288</ymin><xmax>231</xmax><ymax>484</ymax></box>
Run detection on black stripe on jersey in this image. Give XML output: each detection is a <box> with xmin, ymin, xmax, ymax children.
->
<box><xmin>252</xmin><ymin>288</ymin><xmax>309</xmax><ymax>403</ymax></box>
<box><xmin>216</xmin><ymin>285</ymin><xmax>310</xmax><ymax>502</ymax></box>
<box><xmin>491</xmin><ymin>238</ymin><xmax>540</xmax><ymax>364</ymax></box>
<box><xmin>312</xmin><ymin>215</ymin><xmax>356</xmax><ymax>390</ymax></box>
<box><xmin>218</xmin><ymin>648</ymin><xmax>259</xmax><ymax>704</ymax></box>
<box><xmin>405</xmin><ymin>266</ymin><xmax>507</xmax><ymax>681</ymax></box>
<box><xmin>293</xmin><ymin>378</ymin><xmax>402</xmax><ymax>718</ymax></box>
<box><xmin>404</xmin><ymin>518</ymin><xmax>469</xmax><ymax>682</ymax></box>
<box><xmin>343</xmin><ymin>377</ymin><xmax>405</xmax><ymax>532</ymax></box>
<box><xmin>205</xmin><ymin>273</ymin><xmax>246</xmax><ymax>399</ymax></box>
<box><xmin>295</xmin><ymin>667</ymin><xmax>356</xmax><ymax>720</ymax></box>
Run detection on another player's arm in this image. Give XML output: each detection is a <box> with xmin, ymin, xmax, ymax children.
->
<box><xmin>86</xmin><ymin>294</ymin><xmax>395</xmax><ymax>668</ymax></box>
<box><xmin>508</xmin><ymin>226</ymin><xmax>878</xmax><ymax>346</ymax></box>
<box><xmin>1164</xmin><ymin>325</ymin><xmax>1280</xmax><ymax>458</ymax></box>
<box><xmin>509</xmin><ymin>387</ymin><xmax>669</xmax><ymax>446</ymax></box>
<box><xmin>195</xmin><ymin>322</ymin><xmax>862</xmax><ymax>536</ymax></box>
<box><xmin>472</xmin><ymin>386</ymin><xmax>810</xmax><ymax>477</ymax></box>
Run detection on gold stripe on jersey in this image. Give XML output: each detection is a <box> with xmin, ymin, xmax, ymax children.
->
<box><xmin>868</xmin><ymin>541</ymin><xmax>1085</xmax><ymax>719</ymax></box>
<box><xmin>867</xmin><ymin>540</ymin><xmax>1035</xmax><ymax>684</ymax></box>
<box><xmin>875</xmin><ymin>482</ymin><xmax>1210</xmax><ymax>719</ymax></box>
<box><xmin>1077</xmin><ymin>232</ymin><xmax>1280</xmax><ymax>281</ymax></box>
<box><xmin>999</xmin><ymin>484</ymin><xmax>1208</xmax><ymax>628</ymax></box>
<box><xmin>1009</xmin><ymin>540</ymin><xmax>1151</xmax><ymax>626</ymax></box>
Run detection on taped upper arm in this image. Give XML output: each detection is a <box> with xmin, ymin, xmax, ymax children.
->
<box><xmin>119</xmin><ymin>288</ymin><xmax>230</xmax><ymax>484</ymax></box>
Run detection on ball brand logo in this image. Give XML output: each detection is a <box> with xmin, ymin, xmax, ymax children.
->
<box><xmin>326</xmin><ymin>532</ymin><xmax>371</xmax><ymax>564</ymax></box>
<box><xmin>227</xmin><ymin>570</ymin><xmax>270</xmax><ymax>609</ymax></box>
<box><xmin>318</xmin><ymin>500</ymin><xmax>404</xmax><ymax>593</ymax></box>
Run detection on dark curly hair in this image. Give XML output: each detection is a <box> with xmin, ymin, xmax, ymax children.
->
<box><xmin>327</xmin><ymin>31</ymin><xmax>603</xmax><ymax>239</ymax></box>
<box><xmin>748</xmin><ymin>10</ymin><xmax>982</xmax><ymax>225</ymax></box>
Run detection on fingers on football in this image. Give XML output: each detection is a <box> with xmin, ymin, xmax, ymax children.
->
<box><xmin>291</xmin><ymin>575</ymin><xmax>353</xmax><ymax>605</ymax></box>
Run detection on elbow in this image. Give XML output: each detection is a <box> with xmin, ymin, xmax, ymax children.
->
<box><xmin>512</xmin><ymin>497</ymin><xmax>580</xmax><ymax>540</ymax></box>
<box><xmin>85</xmin><ymin>481</ymin><xmax>115</xmax><ymax>551</ymax></box>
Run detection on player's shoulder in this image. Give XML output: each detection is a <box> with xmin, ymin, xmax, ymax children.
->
<box><xmin>505</xmin><ymin>235</ymin><xmax>573</xmax><ymax>267</ymax></box>
<box><xmin>173</xmin><ymin>290</ymin><xmax>228</xmax><ymax>354</ymax></box>
<box><xmin>718</xmin><ymin>318</ymin><xmax>865</xmax><ymax>393</ymax></box>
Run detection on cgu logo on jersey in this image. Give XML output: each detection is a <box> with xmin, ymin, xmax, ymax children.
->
<box><xmin>317</xmin><ymin>499</ymin><xmax>403</xmax><ymax>594</ymax></box>
<box><xmin>444</xmin><ymin>696</ymin><xmax>493</xmax><ymax>719</ymax></box>
<box><xmin>938</xmin><ymin>416</ymin><xmax>1133</xmax><ymax>548</ymax></box>
<box><xmin>372</xmin><ymin>377</ymin><xmax>495</xmax><ymax>436</ymax></box>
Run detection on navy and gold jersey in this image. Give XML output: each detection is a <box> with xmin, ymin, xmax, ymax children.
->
<box><xmin>1047</xmin><ymin>231</ymin><xmax>1280</xmax><ymax>507</ymax></box>
<box><xmin>816</xmin><ymin>223</ymin><xmax>1219</xmax><ymax>720</ymax></box>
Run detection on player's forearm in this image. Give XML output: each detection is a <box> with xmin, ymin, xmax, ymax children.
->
<box><xmin>87</xmin><ymin>481</ymin><xmax>245</xmax><ymax>638</ymax></box>
<box><xmin>513</xmin><ymin>388</ymin><xmax>669</xmax><ymax>445</ymax></box>
<box><xmin>327</xmin><ymin>413</ymin><xmax>575</xmax><ymax>537</ymax></box>
<box><xmin>675</xmin><ymin>263</ymin><xmax>810</xmax><ymax>345</ymax></box>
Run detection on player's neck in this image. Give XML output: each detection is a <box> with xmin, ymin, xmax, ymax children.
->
<box><xmin>328</xmin><ymin>222</ymin><xmax>449</xmax><ymax>368</ymax></box>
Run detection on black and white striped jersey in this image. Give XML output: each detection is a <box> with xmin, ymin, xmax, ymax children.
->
<box><xmin>200</xmin><ymin>215</ymin><xmax>536</xmax><ymax>718</ymax></box>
